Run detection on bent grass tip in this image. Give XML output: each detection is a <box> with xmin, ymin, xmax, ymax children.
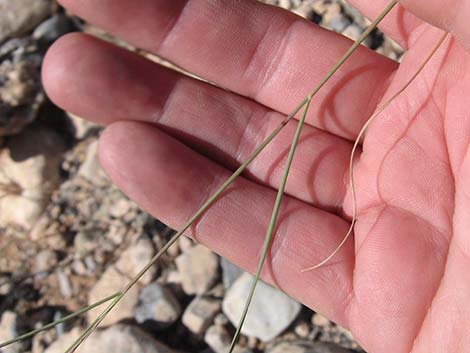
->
<box><xmin>302</xmin><ymin>31</ymin><xmax>449</xmax><ymax>273</ymax></box>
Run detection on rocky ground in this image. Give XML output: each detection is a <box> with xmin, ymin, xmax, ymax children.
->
<box><xmin>0</xmin><ymin>1</ymin><xmax>403</xmax><ymax>353</ymax></box>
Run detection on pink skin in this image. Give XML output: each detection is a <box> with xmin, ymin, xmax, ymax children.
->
<box><xmin>42</xmin><ymin>1</ymin><xmax>470</xmax><ymax>352</ymax></box>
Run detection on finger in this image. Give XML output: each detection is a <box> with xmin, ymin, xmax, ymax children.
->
<box><xmin>57</xmin><ymin>0</ymin><xmax>397</xmax><ymax>139</ymax></box>
<box><xmin>399</xmin><ymin>0</ymin><xmax>470</xmax><ymax>51</ymax></box>
<box><xmin>43</xmin><ymin>33</ymin><xmax>355</xmax><ymax>210</ymax></box>
<box><xmin>347</xmin><ymin>0</ymin><xmax>426</xmax><ymax>48</ymax></box>
<box><xmin>99</xmin><ymin>121</ymin><xmax>355</xmax><ymax>327</ymax></box>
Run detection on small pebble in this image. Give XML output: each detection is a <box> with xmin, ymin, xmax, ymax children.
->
<box><xmin>0</xmin><ymin>311</ymin><xmax>20</xmax><ymax>353</ymax></box>
<box><xmin>204</xmin><ymin>325</ymin><xmax>231</xmax><ymax>353</ymax></box>
<box><xmin>74</xmin><ymin>229</ymin><xmax>98</xmax><ymax>256</ymax></box>
<box><xmin>0</xmin><ymin>275</ymin><xmax>12</xmax><ymax>295</ymax></box>
<box><xmin>71</xmin><ymin>259</ymin><xmax>88</xmax><ymax>276</ymax></box>
<box><xmin>214</xmin><ymin>313</ymin><xmax>229</xmax><ymax>326</ymax></box>
<box><xmin>295</xmin><ymin>321</ymin><xmax>311</xmax><ymax>338</ymax></box>
<box><xmin>134</xmin><ymin>283</ymin><xmax>182</xmax><ymax>328</ymax></box>
<box><xmin>56</xmin><ymin>269</ymin><xmax>72</xmax><ymax>298</ymax></box>
<box><xmin>176</xmin><ymin>244</ymin><xmax>219</xmax><ymax>295</ymax></box>
<box><xmin>32</xmin><ymin>14</ymin><xmax>73</xmax><ymax>42</ymax></box>
<box><xmin>35</xmin><ymin>249</ymin><xmax>58</xmax><ymax>274</ymax></box>
<box><xmin>223</xmin><ymin>273</ymin><xmax>301</xmax><ymax>342</ymax></box>
<box><xmin>182</xmin><ymin>296</ymin><xmax>221</xmax><ymax>335</ymax></box>
<box><xmin>312</xmin><ymin>313</ymin><xmax>332</xmax><ymax>328</ymax></box>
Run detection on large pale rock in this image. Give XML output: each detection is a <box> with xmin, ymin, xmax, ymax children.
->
<box><xmin>0</xmin><ymin>197</ymin><xmax>43</xmax><ymax>229</ymax></box>
<box><xmin>0</xmin><ymin>126</ymin><xmax>64</xmax><ymax>229</ymax></box>
<box><xmin>45</xmin><ymin>325</ymin><xmax>178</xmax><ymax>353</ymax></box>
<box><xmin>222</xmin><ymin>273</ymin><xmax>301</xmax><ymax>342</ymax></box>
<box><xmin>85</xmin><ymin>324</ymin><xmax>178</xmax><ymax>353</ymax></box>
<box><xmin>0</xmin><ymin>127</ymin><xmax>63</xmax><ymax>190</ymax></box>
<box><xmin>0</xmin><ymin>0</ymin><xmax>51</xmax><ymax>42</ymax></box>
<box><xmin>175</xmin><ymin>244</ymin><xmax>218</xmax><ymax>295</ymax></box>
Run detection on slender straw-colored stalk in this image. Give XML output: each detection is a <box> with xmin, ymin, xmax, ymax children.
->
<box><xmin>227</xmin><ymin>3</ymin><xmax>399</xmax><ymax>351</ymax></box>
<box><xmin>302</xmin><ymin>31</ymin><xmax>449</xmax><ymax>272</ymax></box>
<box><xmin>63</xmin><ymin>2</ymin><xmax>398</xmax><ymax>353</ymax></box>
<box><xmin>0</xmin><ymin>293</ymin><xmax>120</xmax><ymax>349</ymax></box>
<box><xmin>228</xmin><ymin>98</ymin><xmax>312</xmax><ymax>353</ymax></box>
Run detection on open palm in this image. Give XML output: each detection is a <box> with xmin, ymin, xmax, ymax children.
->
<box><xmin>43</xmin><ymin>1</ymin><xmax>470</xmax><ymax>352</ymax></box>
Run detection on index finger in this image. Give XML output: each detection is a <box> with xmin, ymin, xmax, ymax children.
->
<box><xmin>58</xmin><ymin>0</ymin><xmax>397</xmax><ymax>140</ymax></box>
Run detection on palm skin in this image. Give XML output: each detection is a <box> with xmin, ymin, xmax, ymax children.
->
<box><xmin>345</xmin><ymin>30</ymin><xmax>470</xmax><ymax>352</ymax></box>
<box><xmin>42</xmin><ymin>1</ymin><xmax>470</xmax><ymax>352</ymax></box>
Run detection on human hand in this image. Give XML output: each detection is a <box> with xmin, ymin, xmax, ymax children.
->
<box><xmin>42</xmin><ymin>1</ymin><xmax>470</xmax><ymax>352</ymax></box>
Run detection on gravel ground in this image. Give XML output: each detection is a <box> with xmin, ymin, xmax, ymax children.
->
<box><xmin>0</xmin><ymin>1</ymin><xmax>403</xmax><ymax>353</ymax></box>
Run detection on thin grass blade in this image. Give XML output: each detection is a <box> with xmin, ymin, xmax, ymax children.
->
<box><xmin>228</xmin><ymin>98</ymin><xmax>312</xmax><ymax>353</ymax></box>
<box><xmin>0</xmin><ymin>293</ymin><xmax>120</xmax><ymax>349</ymax></box>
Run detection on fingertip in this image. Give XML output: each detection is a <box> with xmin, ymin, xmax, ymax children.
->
<box><xmin>42</xmin><ymin>33</ymin><xmax>94</xmax><ymax>109</ymax></box>
<box><xmin>98</xmin><ymin>121</ymin><xmax>138</xmax><ymax>177</ymax></box>
<box><xmin>98</xmin><ymin>121</ymin><xmax>166</xmax><ymax>188</ymax></box>
<box><xmin>97</xmin><ymin>121</ymin><xmax>204</xmax><ymax>220</ymax></box>
<box><xmin>399</xmin><ymin>0</ymin><xmax>470</xmax><ymax>51</ymax></box>
<box><xmin>43</xmin><ymin>31</ymin><xmax>155</xmax><ymax>126</ymax></box>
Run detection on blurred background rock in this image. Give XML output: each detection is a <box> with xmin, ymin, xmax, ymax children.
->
<box><xmin>0</xmin><ymin>1</ymin><xmax>402</xmax><ymax>352</ymax></box>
